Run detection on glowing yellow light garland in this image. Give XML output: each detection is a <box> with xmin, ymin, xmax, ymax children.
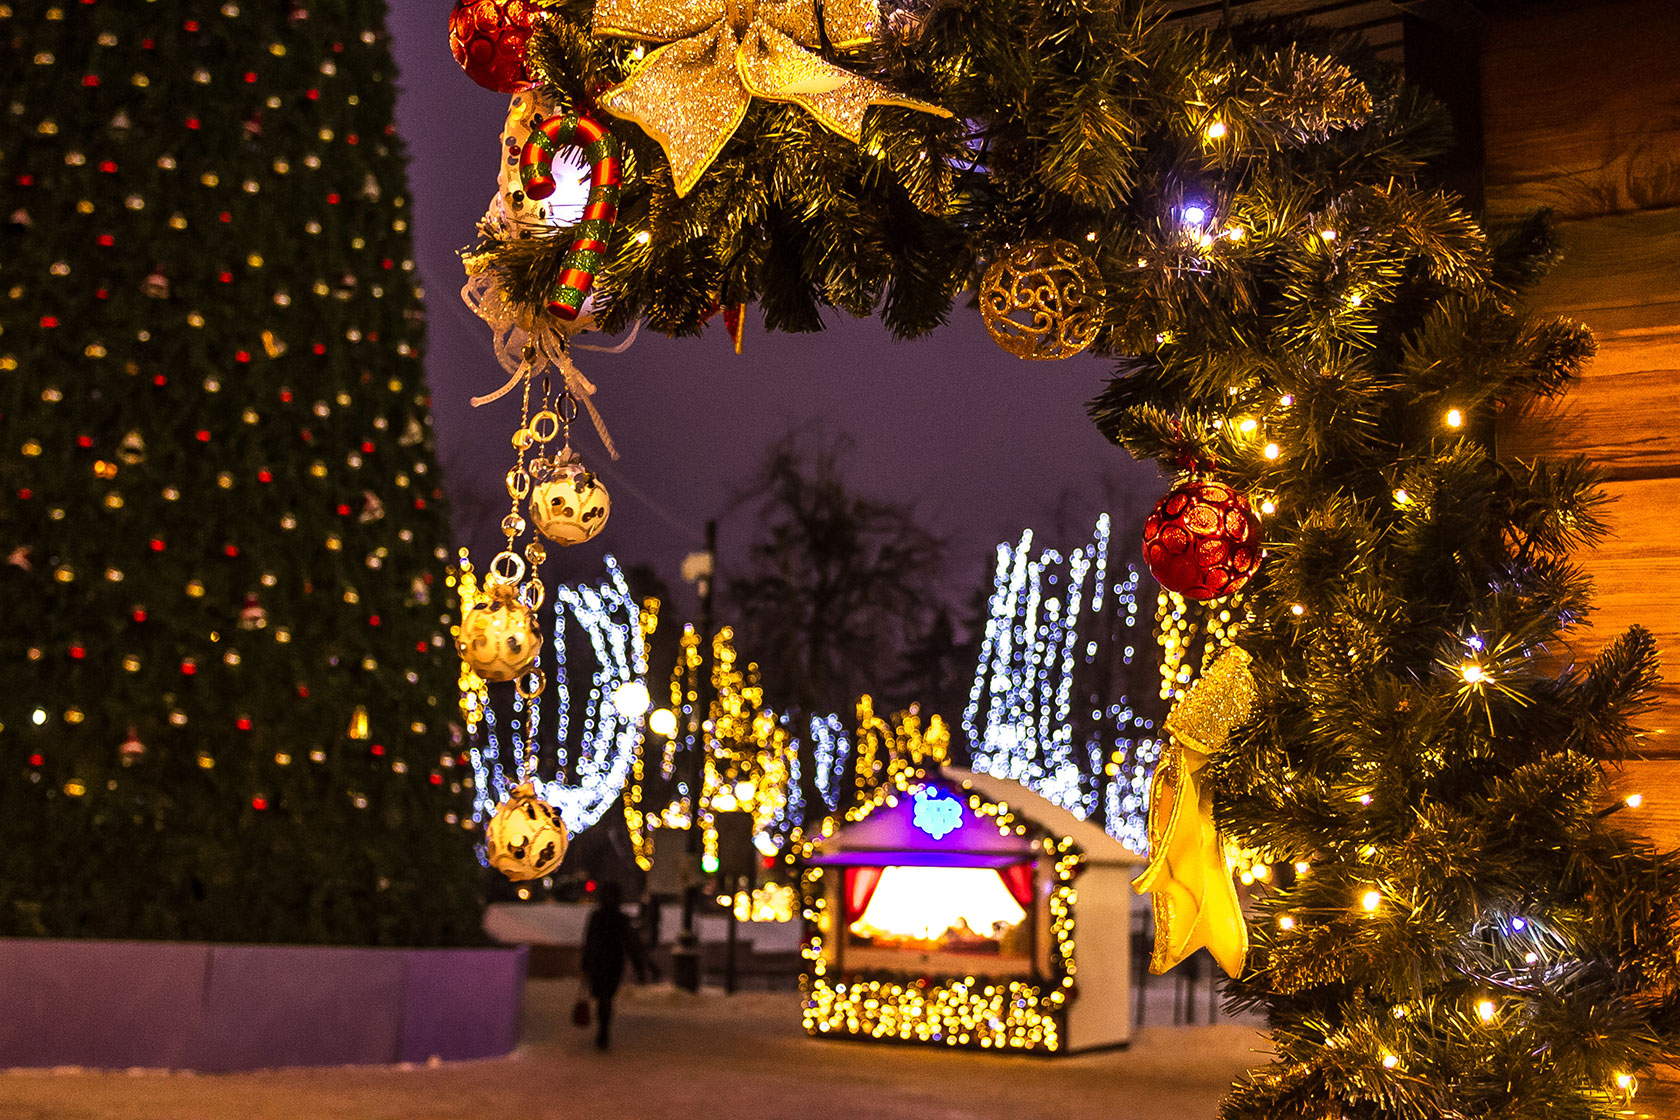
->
<box><xmin>797</xmin><ymin>773</ymin><xmax>1081</xmax><ymax>1053</ymax></box>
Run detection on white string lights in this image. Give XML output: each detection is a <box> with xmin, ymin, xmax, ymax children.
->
<box><xmin>463</xmin><ymin>516</ymin><xmax>1156</xmax><ymax>861</ymax></box>
<box><xmin>809</xmin><ymin>713</ymin><xmax>850</xmax><ymax>817</ymax></box>
<box><xmin>459</xmin><ymin>553</ymin><xmax>647</xmax><ymax>840</ymax></box>
<box><xmin>963</xmin><ymin>515</ymin><xmax>1161</xmax><ymax>849</ymax></box>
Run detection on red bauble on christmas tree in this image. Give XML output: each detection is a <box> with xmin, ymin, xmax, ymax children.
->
<box><xmin>449</xmin><ymin>0</ymin><xmax>541</xmax><ymax>94</ymax></box>
<box><xmin>1142</xmin><ymin>477</ymin><xmax>1263</xmax><ymax>600</ymax></box>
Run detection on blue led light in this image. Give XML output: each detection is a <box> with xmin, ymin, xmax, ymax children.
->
<box><xmin>912</xmin><ymin>786</ymin><xmax>964</xmax><ymax>839</ymax></box>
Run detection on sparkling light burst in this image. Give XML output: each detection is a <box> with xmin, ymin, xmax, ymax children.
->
<box><xmin>963</xmin><ymin>515</ymin><xmax>1160</xmax><ymax>849</ymax></box>
<box><xmin>461</xmin><ymin>554</ymin><xmax>647</xmax><ymax>837</ymax></box>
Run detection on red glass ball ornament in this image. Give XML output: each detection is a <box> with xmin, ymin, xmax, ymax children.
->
<box><xmin>448</xmin><ymin>0</ymin><xmax>539</xmax><ymax>94</ymax></box>
<box><xmin>1142</xmin><ymin>478</ymin><xmax>1263</xmax><ymax>600</ymax></box>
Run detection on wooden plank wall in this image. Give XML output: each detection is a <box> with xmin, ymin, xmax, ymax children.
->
<box><xmin>1485</xmin><ymin>0</ymin><xmax>1680</xmax><ymax>859</ymax></box>
<box><xmin>1160</xmin><ymin>0</ymin><xmax>1404</xmax><ymax>60</ymax></box>
<box><xmin>1148</xmin><ymin>2</ymin><xmax>1678</xmax><ymax>1107</ymax></box>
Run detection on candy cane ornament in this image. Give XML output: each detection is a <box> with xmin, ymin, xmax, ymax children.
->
<box><xmin>518</xmin><ymin>111</ymin><xmax>621</xmax><ymax>321</ymax></box>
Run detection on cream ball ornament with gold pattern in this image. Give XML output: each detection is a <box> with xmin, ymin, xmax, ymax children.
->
<box><xmin>486</xmin><ymin>782</ymin><xmax>569</xmax><ymax>881</ymax></box>
<box><xmin>529</xmin><ymin>449</ymin><xmax>610</xmax><ymax>545</ymax></box>
<box><xmin>456</xmin><ymin>575</ymin><xmax>543</xmax><ymax>683</ymax></box>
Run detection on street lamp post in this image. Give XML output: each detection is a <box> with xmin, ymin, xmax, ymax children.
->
<box><xmin>672</xmin><ymin>519</ymin><xmax>717</xmax><ymax>993</ymax></box>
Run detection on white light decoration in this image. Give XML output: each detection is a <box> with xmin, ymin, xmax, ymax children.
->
<box><xmin>810</xmin><ymin>713</ymin><xmax>850</xmax><ymax>814</ymax></box>
<box><xmin>963</xmin><ymin>515</ymin><xmax>1160</xmax><ymax>850</ymax></box>
<box><xmin>611</xmin><ymin>678</ymin><xmax>652</xmax><ymax>720</ymax></box>
<box><xmin>776</xmin><ymin>714</ymin><xmax>807</xmax><ymax>840</ymax></box>
<box><xmin>540</xmin><ymin>558</ymin><xmax>647</xmax><ymax>828</ymax></box>
<box><xmin>461</xmin><ymin>554</ymin><xmax>647</xmax><ymax>838</ymax></box>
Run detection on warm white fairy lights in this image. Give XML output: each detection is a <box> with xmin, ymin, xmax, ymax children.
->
<box><xmin>628</xmin><ymin>626</ymin><xmax>813</xmax><ymax>868</ymax></box>
<box><xmin>1156</xmin><ymin>588</ymin><xmax>1242</xmax><ymax>701</ymax></box>
<box><xmin>798</xmin><ymin>781</ymin><xmax>1084</xmax><ymax>1052</ymax></box>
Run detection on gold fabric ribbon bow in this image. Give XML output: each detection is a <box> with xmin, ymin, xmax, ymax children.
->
<box><xmin>593</xmin><ymin>0</ymin><xmax>950</xmax><ymax>196</ymax></box>
<box><xmin>1133</xmin><ymin>646</ymin><xmax>1258</xmax><ymax>978</ymax></box>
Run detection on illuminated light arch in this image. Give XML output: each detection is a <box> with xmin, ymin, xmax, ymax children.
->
<box><xmin>962</xmin><ymin>514</ymin><xmax>1161</xmax><ymax>852</ymax></box>
<box><xmin>459</xmin><ymin>553</ymin><xmax>647</xmax><ymax>837</ymax></box>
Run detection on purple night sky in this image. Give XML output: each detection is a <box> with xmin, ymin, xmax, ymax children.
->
<box><xmin>385</xmin><ymin>4</ymin><xmax>1160</xmax><ymax>613</ymax></box>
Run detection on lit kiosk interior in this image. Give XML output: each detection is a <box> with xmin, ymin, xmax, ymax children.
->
<box><xmin>800</xmin><ymin>767</ymin><xmax>1145</xmax><ymax>1052</ymax></box>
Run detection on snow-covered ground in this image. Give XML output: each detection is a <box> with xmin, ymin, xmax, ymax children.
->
<box><xmin>0</xmin><ymin>979</ymin><xmax>1269</xmax><ymax>1120</ymax></box>
<box><xmin>4</xmin><ymin>978</ymin><xmax>1673</xmax><ymax>1119</ymax></box>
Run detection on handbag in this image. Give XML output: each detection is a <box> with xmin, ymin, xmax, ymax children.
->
<box><xmin>572</xmin><ymin>989</ymin><xmax>592</xmax><ymax>1028</ymax></box>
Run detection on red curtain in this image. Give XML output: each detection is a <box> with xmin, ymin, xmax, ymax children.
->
<box><xmin>997</xmin><ymin>862</ymin><xmax>1035</xmax><ymax>910</ymax></box>
<box><xmin>844</xmin><ymin>866</ymin><xmax>885</xmax><ymax>921</ymax></box>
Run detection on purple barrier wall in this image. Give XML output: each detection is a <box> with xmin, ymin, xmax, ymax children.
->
<box><xmin>0</xmin><ymin>939</ymin><xmax>526</xmax><ymax>1071</ymax></box>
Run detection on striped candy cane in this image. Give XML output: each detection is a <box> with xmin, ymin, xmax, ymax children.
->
<box><xmin>518</xmin><ymin>110</ymin><xmax>621</xmax><ymax>321</ymax></box>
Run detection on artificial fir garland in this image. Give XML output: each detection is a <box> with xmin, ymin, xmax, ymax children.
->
<box><xmin>460</xmin><ymin>0</ymin><xmax>1680</xmax><ymax>1113</ymax></box>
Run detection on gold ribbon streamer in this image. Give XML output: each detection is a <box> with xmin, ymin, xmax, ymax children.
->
<box><xmin>460</xmin><ymin>271</ymin><xmax>620</xmax><ymax>459</ymax></box>
<box><xmin>1133</xmin><ymin>647</ymin><xmax>1258</xmax><ymax>978</ymax></box>
<box><xmin>593</xmin><ymin>0</ymin><xmax>950</xmax><ymax>196</ymax></box>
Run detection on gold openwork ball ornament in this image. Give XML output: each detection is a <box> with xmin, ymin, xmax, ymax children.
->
<box><xmin>529</xmin><ymin>457</ymin><xmax>610</xmax><ymax>546</ymax></box>
<box><xmin>485</xmin><ymin>783</ymin><xmax>569</xmax><ymax>881</ymax></box>
<box><xmin>456</xmin><ymin>583</ymin><xmax>543</xmax><ymax>682</ymax></box>
<box><xmin>979</xmin><ymin>239</ymin><xmax>1104</xmax><ymax>360</ymax></box>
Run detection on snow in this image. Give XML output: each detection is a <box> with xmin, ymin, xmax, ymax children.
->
<box><xmin>0</xmin><ymin>979</ymin><xmax>1270</xmax><ymax>1120</ymax></box>
<box><xmin>9</xmin><ymin>977</ymin><xmax>1668</xmax><ymax>1119</ymax></box>
<box><xmin>486</xmin><ymin>903</ymin><xmax>802</xmax><ymax>950</ymax></box>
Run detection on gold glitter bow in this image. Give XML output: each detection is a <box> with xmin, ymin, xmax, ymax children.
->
<box><xmin>1133</xmin><ymin>646</ymin><xmax>1257</xmax><ymax>978</ymax></box>
<box><xmin>593</xmin><ymin>0</ymin><xmax>950</xmax><ymax>196</ymax></box>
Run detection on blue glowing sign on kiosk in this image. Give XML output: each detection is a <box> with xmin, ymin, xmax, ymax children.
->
<box><xmin>911</xmin><ymin>786</ymin><xmax>964</xmax><ymax>840</ymax></box>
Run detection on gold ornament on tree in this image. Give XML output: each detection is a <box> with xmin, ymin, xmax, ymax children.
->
<box><xmin>117</xmin><ymin>429</ymin><xmax>147</xmax><ymax>465</ymax></box>
<box><xmin>592</xmin><ymin>0</ymin><xmax>951</xmax><ymax>196</ymax></box>
<box><xmin>979</xmin><ymin>239</ymin><xmax>1104</xmax><ymax>360</ymax></box>
<box><xmin>1133</xmin><ymin>646</ymin><xmax>1257</xmax><ymax>978</ymax></box>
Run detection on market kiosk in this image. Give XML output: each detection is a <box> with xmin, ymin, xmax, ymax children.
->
<box><xmin>800</xmin><ymin>767</ymin><xmax>1146</xmax><ymax>1052</ymax></box>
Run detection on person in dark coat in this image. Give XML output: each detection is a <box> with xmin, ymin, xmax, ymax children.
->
<box><xmin>637</xmin><ymin>889</ymin><xmax>664</xmax><ymax>981</ymax></box>
<box><xmin>579</xmin><ymin>880</ymin><xmax>642</xmax><ymax>1049</ymax></box>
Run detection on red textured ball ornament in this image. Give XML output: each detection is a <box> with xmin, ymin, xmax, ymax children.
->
<box><xmin>1142</xmin><ymin>478</ymin><xmax>1263</xmax><ymax>600</ymax></box>
<box><xmin>449</xmin><ymin>0</ymin><xmax>540</xmax><ymax>94</ymax></box>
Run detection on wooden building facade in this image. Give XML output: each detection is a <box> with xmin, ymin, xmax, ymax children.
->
<box><xmin>1482</xmin><ymin>0</ymin><xmax>1680</xmax><ymax>850</ymax></box>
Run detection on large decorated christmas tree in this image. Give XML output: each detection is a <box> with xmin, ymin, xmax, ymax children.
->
<box><xmin>0</xmin><ymin>1</ymin><xmax>482</xmax><ymax>945</ymax></box>
<box><xmin>450</xmin><ymin>0</ymin><xmax>1680</xmax><ymax>1110</ymax></box>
